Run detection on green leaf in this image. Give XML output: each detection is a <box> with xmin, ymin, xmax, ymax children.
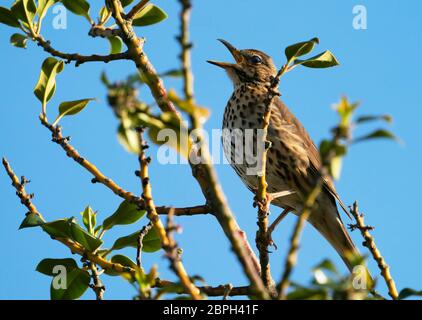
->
<box><xmin>354</xmin><ymin>129</ymin><xmax>398</xmax><ymax>143</ymax></box>
<box><xmin>313</xmin><ymin>259</ymin><xmax>339</xmax><ymax>275</ymax></box>
<box><xmin>160</xmin><ymin>69</ymin><xmax>183</xmax><ymax>78</ymax></box>
<box><xmin>52</xmin><ymin>98</ymin><xmax>94</xmax><ymax>126</ymax></box>
<box><xmin>111</xmin><ymin>254</ymin><xmax>137</xmax><ymax>268</ymax></box>
<box><xmin>110</xmin><ymin>226</ymin><xmax>161</xmax><ymax>252</ymax></box>
<box><xmin>0</xmin><ymin>6</ymin><xmax>21</xmax><ymax>27</ymax></box>
<box><xmin>102</xmin><ymin>200</ymin><xmax>146</xmax><ymax>231</ymax></box>
<box><xmin>295</xmin><ymin>50</ymin><xmax>340</xmax><ymax>69</ymax></box>
<box><xmin>121</xmin><ymin>0</ymin><xmax>135</xmax><ymax>7</ymax></box>
<box><xmin>37</xmin><ymin>0</ymin><xmax>57</xmax><ymax>22</ymax></box>
<box><xmin>34</xmin><ymin>57</ymin><xmax>64</xmax><ymax>110</ymax></box>
<box><xmin>335</xmin><ymin>97</ymin><xmax>359</xmax><ymax>127</ymax></box>
<box><xmin>80</xmin><ymin>206</ymin><xmax>96</xmax><ymax>234</ymax></box>
<box><xmin>10</xmin><ymin>33</ymin><xmax>27</xmax><ymax>48</ymax></box>
<box><xmin>168</xmin><ymin>89</ymin><xmax>210</xmax><ymax>120</ymax></box>
<box><xmin>132</xmin><ymin>4</ymin><xmax>167</xmax><ymax>27</ymax></box>
<box><xmin>42</xmin><ymin>217</ymin><xmax>102</xmax><ymax>251</ymax></box>
<box><xmin>69</xmin><ymin>221</ymin><xmax>103</xmax><ymax>252</ymax></box>
<box><xmin>42</xmin><ymin>218</ymin><xmax>72</xmax><ymax>238</ymax></box>
<box><xmin>100</xmin><ymin>71</ymin><xmax>111</xmax><ymax>87</ymax></box>
<box><xmin>19</xmin><ymin>213</ymin><xmax>45</xmax><ymax>229</ymax></box>
<box><xmin>142</xmin><ymin>227</ymin><xmax>161</xmax><ymax>252</ymax></box>
<box><xmin>398</xmin><ymin>288</ymin><xmax>422</xmax><ymax>300</ymax></box>
<box><xmin>330</xmin><ymin>156</ymin><xmax>343</xmax><ymax>180</ymax></box>
<box><xmin>108</xmin><ymin>36</ymin><xmax>123</xmax><ymax>54</ymax></box>
<box><xmin>36</xmin><ymin>258</ymin><xmax>78</xmax><ymax>276</ymax></box>
<box><xmin>117</xmin><ymin>123</ymin><xmax>141</xmax><ymax>154</ymax></box>
<box><xmin>60</xmin><ymin>0</ymin><xmax>90</xmax><ymax>20</ymax></box>
<box><xmin>105</xmin><ymin>254</ymin><xmax>137</xmax><ymax>277</ymax></box>
<box><xmin>285</xmin><ymin>37</ymin><xmax>319</xmax><ymax>62</ymax></box>
<box><xmin>98</xmin><ymin>6</ymin><xmax>110</xmax><ymax>24</ymax></box>
<box><xmin>50</xmin><ymin>268</ymin><xmax>90</xmax><ymax>300</ymax></box>
<box><xmin>356</xmin><ymin>115</ymin><xmax>393</xmax><ymax>124</ymax></box>
<box><xmin>11</xmin><ymin>0</ymin><xmax>37</xmax><ymax>28</ymax></box>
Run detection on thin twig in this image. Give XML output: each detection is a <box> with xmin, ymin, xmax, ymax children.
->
<box><xmin>177</xmin><ymin>0</ymin><xmax>194</xmax><ymax>104</ymax></box>
<box><xmin>2</xmin><ymin>158</ymin><xmax>44</xmax><ymax>220</ymax></box>
<box><xmin>34</xmin><ymin>35</ymin><xmax>131</xmax><ymax>67</ymax></box>
<box><xmin>89</xmin><ymin>262</ymin><xmax>105</xmax><ymax>300</ymax></box>
<box><xmin>155</xmin><ymin>279</ymin><xmax>252</xmax><ymax>297</ymax></box>
<box><xmin>2</xmin><ymin>160</ymin><xmax>134</xmax><ymax>276</ymax></box>
<box><xmin>254</xmin><ymin>62</ymin><xmax>291</xmax><ymax>293</ymax></box>
<box><xmin>137</xmin><ymin>222</ymin><xmax>153</xmax><ymax>268</ymax></box>
<box><xmin>277</xmin><ymin>180</ymin><xmax>323</xmax><ymax>299</ymax></box>
<box><xmin>137</xmin><ymin>128</ymin><xmax>202</xmax><ymax>300</ymax></box>
<box><xmin>349</xmin><ymin>202</ymin><xmax>398</xmax><ymax>300</ymax></box>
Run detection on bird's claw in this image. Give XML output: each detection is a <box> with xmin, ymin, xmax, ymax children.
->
<box><xmin>266</xmin><ymin>233</ymin><xmax>278</xmax><ymax>251</ymax></box>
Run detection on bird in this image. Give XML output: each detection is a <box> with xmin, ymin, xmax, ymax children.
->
<box><xmin>207</xmin><ymin>39</ymin><xmax>368</xmax><ymax>275</ymax></box>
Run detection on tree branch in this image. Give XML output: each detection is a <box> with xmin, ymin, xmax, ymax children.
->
<box><xmin>154</xmin><ymin>279</ymin><xmax>252</xmax><ymax>297</ymax></box>
<box><xmin>349</xmin><ymin>202</ymin><xmax>398</xmax><ymax>300</ymax></box>
<box><xmin>277</xmin><ymin>180</ymin><xmax>323</xmax><ymax>299</ymax></box>
<box><xmin>110</xmin><ymin>0</ymin><xmax>178</xmax><ymax>114</ymax></box>
<box><xmin>34</xmin><ymin>35</ymin><xmax>131</xmax><ymax>67</ymax></box>
<box><xmin>137</xmin><ymin>222</ymin><xmax>153</xmax><ymax>268</ymax></box>
<box><xmin>89</xmin><ymin>262</ymin><xmax>105</xmax><ymax>300</ymax></box>
<box><xmin>177</xmin><ymin>0</ymin><xmax>194</xmax><ymax>104</ymax></box>
<box><xmin>2</xmin><ymin>158</ymin><xmax>44</xmax><ymax>220</ymax></box>
<box><xmin>137</xmin><ymin>128</ymin><xmax>202</xmax><ymax>300</ymax></box>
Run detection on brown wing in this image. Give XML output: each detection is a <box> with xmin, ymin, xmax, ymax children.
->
<box><xmin>274</xmin><ymin>98</ymin><xmax>351</xmax><ymax>220</ymax></box>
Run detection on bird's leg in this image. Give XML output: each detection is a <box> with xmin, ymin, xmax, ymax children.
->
<box><xmin>253</xmin><ymin>190</ymin><xmax>295</xmax><ymax>212</ymax></box>
<box><xmin>266</xmin><ymin>207</ymin><xmax>293</xmax><ymax>249</ymax></box>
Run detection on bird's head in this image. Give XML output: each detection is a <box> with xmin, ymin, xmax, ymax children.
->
<box><xmin>207</xmin><ymin>39</ymin><xmax>277</xmax><ymax>87</ymax></box>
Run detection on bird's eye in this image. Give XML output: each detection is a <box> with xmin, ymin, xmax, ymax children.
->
<box><xmin>250</xmin><ymin>55</ymin><xmax>262</xmax><ymax>64</ymax></box>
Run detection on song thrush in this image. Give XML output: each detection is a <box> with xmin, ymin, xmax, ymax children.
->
<box><xmin>208</xmin><ymin>39</ymin><xmax>361</xmax><ymax>272</ymax></box>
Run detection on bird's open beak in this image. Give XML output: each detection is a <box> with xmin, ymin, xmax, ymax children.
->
<box><xmin>207</xmin><ymin>39</ymin><xmax>243</xmax><ymax>69</ymax></box>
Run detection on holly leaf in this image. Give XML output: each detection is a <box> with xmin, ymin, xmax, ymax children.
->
<box><xmin>60</xmin><ymin>0</ymin><xmax>91</xmax><ymax>21</ymax></box>
<box><xmin>398</xmin><ymin>288</ymin><xmax>422</xmax><ymax>300</ymax></box>
<box><xmin>0</xmin><ymin>7</ymin><xmax>20</xmax><ymax>28</ymax></box>
<box><xmin>36</xmin><ymin>258</ymin><xmax>78</xmax><ymax>276</ymax></box>
<box><xmin>294</xmin><ymin>50</ymin><xmax>340</xmax><ymax>69</ymax></box>
<box><xmin>110</xmin><ymin>226</ymin><xmax>161</xmax><ymax>252</ymax></box>
<box><xmin>132</xmin><ymin>4</ymin><xmax>167</xmax><ymax>27</ymax></box>
<box><xmin>10</xmin><ymin>33</ymin><xmax>28</xmax><ymax>48</ymax></box>
<box><xmin>19</xmin><ymin>213</ymin><xmax>45</xmax><ymax>229</ymax></box>
<box><xmin>102</xmin><ymin>200</ymin><xmax>146</xmax><ymax>231</ymax></box>
<box><xmin>285</xmin><ymin>37</ymin><xmax>319</xmax><ymax>62</ymax></box>
<box><xmin>50</xmin><ymin>268</ymin><xmax>90</xmax><ymax>300</ymax></box>
<box><xmin>108</xmin><ymin>36</ymin><xmax>123</xmax><ymax>54</ymax></box>
<box><xmin>354</xmin><ymin>129</ymin><xmax>398</xmax><ymax>144</ymax></box>
<box><xmin>34</xmin><ymin>57</ymin><xmax>64</xmax><ymax>109</ymax></box>
<box><xmin>37</xmin><ymin>0</ymin><xmax>57</xmax><ymax>22</ymax></box>
<box><xmin>80</xmin><ymin>206</ymin><xmax>96</xmax><ymax>234</ymax></box>
<box><xmin>52</xmin><ymin>98</ymin><xmax>94</xmax><ymax>126</ymax></box>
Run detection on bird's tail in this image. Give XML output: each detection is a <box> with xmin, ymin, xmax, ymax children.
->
<box><xmin>308</xmin><ymin>202</ymin><xmax>374</xmax><ymax>290</ymax></box>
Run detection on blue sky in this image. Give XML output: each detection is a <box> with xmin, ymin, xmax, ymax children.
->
<box><xmin>1</xmin><ymin>0</ymin><xmax>421</xmax><ymax>299</ymax></box>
